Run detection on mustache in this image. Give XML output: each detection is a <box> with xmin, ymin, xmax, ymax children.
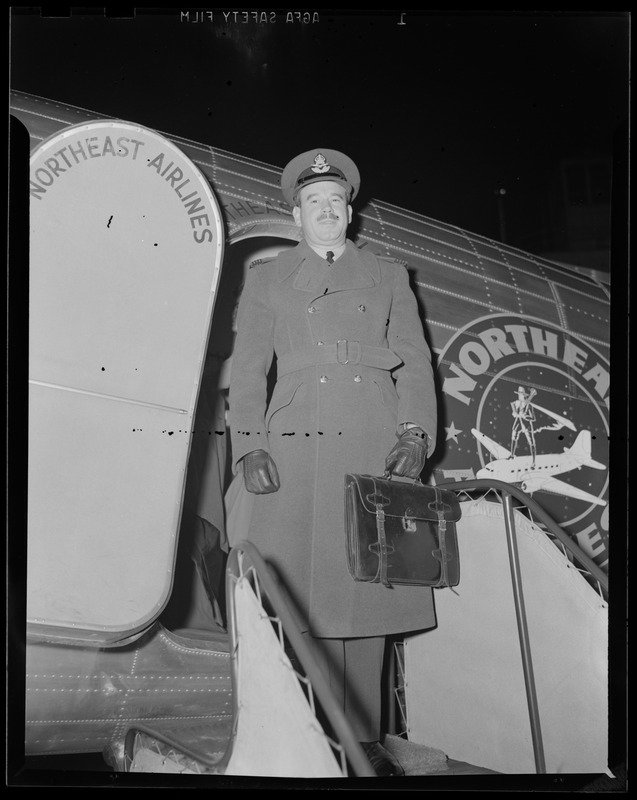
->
<box><xmin>317</xmin><ymin>211</ymin><xmax>339</xmax><ymax>221</ymax></box>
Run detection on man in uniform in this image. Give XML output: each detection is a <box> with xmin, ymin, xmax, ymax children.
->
<box><xmin>229</xmin><ymin>149</ymin><xmax>438</xmax><ymax>776</ymax></box>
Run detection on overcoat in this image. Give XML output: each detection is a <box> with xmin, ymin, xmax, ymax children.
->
<box><xmin>229</xmin><ymin>239</ymin><xmax>438</xmax><ymax>637</ymax></box>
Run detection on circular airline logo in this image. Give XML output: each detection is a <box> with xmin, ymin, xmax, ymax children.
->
<box><xmin>435</xmin><ymin>314</ymin><xmax>609</xmax><ymax>571</ymax></box>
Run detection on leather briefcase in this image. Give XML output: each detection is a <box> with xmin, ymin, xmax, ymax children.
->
<box><xmin>344</xmin><ymin>473</ymin><xmax>461</xmax><ymax>588</ymax></box>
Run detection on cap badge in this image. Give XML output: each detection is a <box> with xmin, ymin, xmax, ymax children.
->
<box><xmin>310</xmin><ymin>153</ymin><xmax>331</xmax><ymax>174</ymax></box>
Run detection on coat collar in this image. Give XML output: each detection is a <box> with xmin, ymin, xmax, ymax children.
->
<box><xmin>277</xmin><ymin>239</ymin><xmax>380</xmax><ymax>291</ymax></box>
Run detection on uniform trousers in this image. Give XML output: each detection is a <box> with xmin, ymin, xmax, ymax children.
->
<box><xmin>302</xmin><ymin>633</ymin><xmax>386</xmax><ymax>742</ymax></box>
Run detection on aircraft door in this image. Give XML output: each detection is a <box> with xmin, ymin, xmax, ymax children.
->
<box><xmin>27</xmin><ymin>121</ymin><xmax>224</xmax><ymax>645</ymax></box>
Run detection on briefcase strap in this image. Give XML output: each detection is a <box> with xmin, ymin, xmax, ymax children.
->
<box><xmin>432</xmin><ymin>487</ymin><xmax>449</xmax><ymax>587</ymax></box>
<box><xmin>371</xmin><ymin>505</ymin><xmax>392</xmax><ymax>588</ymax></box>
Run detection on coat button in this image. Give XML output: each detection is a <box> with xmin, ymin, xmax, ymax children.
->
<box><xmin>358</xmin><ymin>305</ymin><xmax>366</xmax><ymax>312</ymax></box>
<box><xmin>320</xmin><ymin>375</ymin><xmax>328</xmax><ymax>383</ymax></box>
<box><xmin>308</xmin><ymin>305</ymin><xmax>317</xmax><ymax>313</ymax></box>
<box><xmin>354</xmin><ymin>375</ymin><xmax>362</xmax><ymax>382</ymax></box>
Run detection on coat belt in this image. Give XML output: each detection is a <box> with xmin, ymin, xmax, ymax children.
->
<box><xmin>277</xmin><ymin>340</ymin><xmax>403</xmax><ymax>376</ymax></box>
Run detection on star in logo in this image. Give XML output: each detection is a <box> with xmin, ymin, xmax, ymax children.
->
<box><xmin>445</xmin><ymin>421</ymin><xmax>462</xmax><ymax>443</ymax></box>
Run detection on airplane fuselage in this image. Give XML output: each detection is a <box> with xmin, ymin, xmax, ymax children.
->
<box><xmin>477</xmin><ymin>452</ymin><xmax>585</xmax><ymax>483</ymax></box>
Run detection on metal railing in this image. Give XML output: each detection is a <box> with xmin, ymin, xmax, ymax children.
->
<box><xmin>438</xmin><ymin>480</ymin><xmax>608</xmax><ymax>598</ymax></box>
<box><xmin>224</xmin><ymin>540</ymin><xmax>375</xmax><ymax>778</ymax></box>
<box><xmin>391</xmin><ymin>479</ymin><xmax>609</xmax><ymax>775</ymax></box>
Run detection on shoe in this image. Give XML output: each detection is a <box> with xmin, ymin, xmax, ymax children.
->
<box><xmin>359</xmin><ymin>741</ymin><xmax>405</xmax><ymax>776</ymax></box>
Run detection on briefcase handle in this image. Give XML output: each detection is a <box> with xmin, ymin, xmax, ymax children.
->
<box><xmin>382</xmin><ymin>469</ymin><xmax>423</xmax><ymax>485</ymax></box>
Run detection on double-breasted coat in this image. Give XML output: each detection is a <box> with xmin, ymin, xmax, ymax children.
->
<box><xmin>229</xmin><ymin>239</ymin><xmax>438</xmax><ymax>638</ymax></box>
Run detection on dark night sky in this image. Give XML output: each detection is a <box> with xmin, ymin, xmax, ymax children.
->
<box><xmin>9</xmin><ymin>8</ymin><xmax>630</xmax><ymax>248</ymax></box>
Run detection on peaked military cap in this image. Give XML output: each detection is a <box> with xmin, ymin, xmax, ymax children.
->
<box><xmin>281</xmin><ymin>148</ymin><xmax>360</xmax><ymax>206</ymax></box>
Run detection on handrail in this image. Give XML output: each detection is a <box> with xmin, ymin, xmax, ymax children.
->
<box><xmin>436</xmin><ymin>478</ymin><xmax>608</xmax><ymax>775</ymax></box>
<box><xmin>436</xmin><ymin>479</ymin><xmax>608</xmax><ymax>596</ymax></box>
<box><xmin>224</xmin><ymin>540</ymin><xmax>375</xmax><ymax>778</ymax></box>
<box><xmin>500</xmin><ymin>491</ymin><xmax>546</xmax><ymax>774</ymax></box>
<box><xmin>440</xmin><ymin>480</ymin><xmax>548</xmax><ymax>772</ymax></box>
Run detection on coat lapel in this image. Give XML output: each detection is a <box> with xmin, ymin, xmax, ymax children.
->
<box><xmin>277</xmin><ymin>240</ymin><xmax>380</xmax><ymax>293</ymax></box>
<box><xmin>326</xmin><ymin>241</ymin><xmax>380</xmax><ymax>292</ymax></box>
<box><xmin>276</xmin><ymin>242</ymin><xmax>309</xmax><ymax>285</ymax></box>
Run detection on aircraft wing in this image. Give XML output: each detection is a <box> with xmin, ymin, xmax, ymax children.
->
<box><xmin>471</xmin><ymin>428</ymin><xmax>511</xmax><ymax>460</ymax></box>
<box><xmin>524</xmin><ymin>476</ymin><xmax>607</xmax><ymax>507</ymax></box>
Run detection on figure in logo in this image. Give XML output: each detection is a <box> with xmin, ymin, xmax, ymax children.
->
<box><xmin>470</xmin><ymin>388</ymin><xmax>605</xmax><ymax>507</ymax></box>
<box><xmin>510</xmin><ymin>386</ymin><xmax>538</xmax><ymax>465</ymax></box>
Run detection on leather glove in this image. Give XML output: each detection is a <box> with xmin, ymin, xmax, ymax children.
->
<box><xmin>385</xmin><ymin>427</ymin><xmax>429</xmax><ymax>479</ymax></box>
<box><xmin>242</xmin><ymin>449</ymin><xmax>280</xmax><ymax>494</ymax></box>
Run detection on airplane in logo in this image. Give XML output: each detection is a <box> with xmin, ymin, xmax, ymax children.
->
<box><xmin>472</xmin><ymin>428</ymin><xmax>607</xmax><ymax>507</ymax></box>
